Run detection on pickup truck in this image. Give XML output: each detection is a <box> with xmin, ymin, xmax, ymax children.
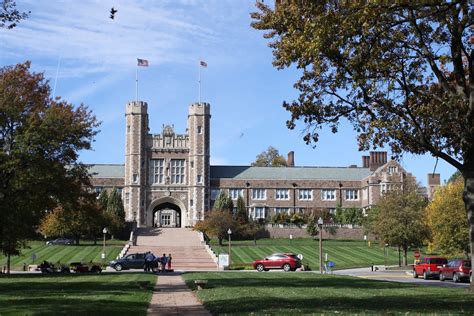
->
<box><xmin>412</xmin><ymin>256</ymin><xmax>448</xmax><ymax>280</ymax></box>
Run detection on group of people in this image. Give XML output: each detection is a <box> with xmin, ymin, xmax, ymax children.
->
<box><xmin>144</xmin><ymin>252</ymin><xmax>172</xmax><ymax>273</ymax></box>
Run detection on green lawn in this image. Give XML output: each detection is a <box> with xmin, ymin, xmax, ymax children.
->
<box><xmin>0</xmin><ymin>273</ymin><xmax>156</xmax><ymax>315</ymax></box>
<box><xmin>210</xmin><ymin>238</ymin><xmax>412</xmax><ymax>270</ymax></box>
<box><xmin>183</xmin><ymin>272</ymin><xmax>474</xmax><ymax>315</ymax></box>
<box><xmin>0</xmin><ymin>240</ymin><xmax>126</xmax><ymax>270</ymax></box>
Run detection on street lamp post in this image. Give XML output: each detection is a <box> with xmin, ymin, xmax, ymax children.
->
<box><xmin>227</xmin><ymin>228</ymin><xmax>232</xmax><ymax>268</ymax></box>
<box><xmin>102</xmin><ymin>227</ymin><xmax>108</xmax><ymax>260</ymax></box>
<box><xmin>318</xmin><ymin>217</ymin><xmax>324</xmax><ymax>274</ymax></box>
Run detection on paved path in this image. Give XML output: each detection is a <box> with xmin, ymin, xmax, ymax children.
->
<box><xmin>147</xmin><ymin>272</ymin><xmax>211</xmax><ymax>315</ymax></box>
<box><xmin>333</xmin><ymin>267</ymin><xmax>469</xmax><ymax>288</ymax></box>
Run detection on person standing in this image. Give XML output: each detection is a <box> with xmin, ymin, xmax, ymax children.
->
<box><xmin>160</xmin><ymin>253</ymin><xmax>168</xmax><ymax>272</ymax></box>
<box><xmin>145</xmin><ymin>252</ymin><xmax>155</xmax><ymax>272</ymax></box>
<box><xmin>167</xmin><ymin>253</ymin><xmax>172</xmax><ymax>270</ymax></box>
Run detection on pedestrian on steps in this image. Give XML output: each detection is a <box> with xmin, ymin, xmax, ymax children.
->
<box><xmin>167</xmin><ymin>253</ymin><xmax>172</xmax><ymax>270</ymax></box>
<box><xmin>160</xmin><ymin>253</ymin><xmax>168</xmax><ymax>272</ymax></box>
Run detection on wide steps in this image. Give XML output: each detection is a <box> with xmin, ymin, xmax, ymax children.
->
<box><xmin>129</xmin><ymin>227</ymin><xmax>217</xmax><ymax>271</ymax></box>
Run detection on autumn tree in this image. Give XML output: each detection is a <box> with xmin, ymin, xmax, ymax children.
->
<box><xmin>0</xmin><ymin>0</ymin><xmax>29</xmax><ymax>29</ymax></box>
<box><xmin>252</xmin><ymin>146</ymin><xmax>288</xmax><ymax>167</ymax></box>
<box><xmin>426</xmin><ymin>178</ymin><xmax>469</xmax><ymax>257</ymax></box>
<box><xmin>105</xmin><ymin>188</ymin><xmax>126</xmax><ymax>237</ymax></box>
<box><xmin>251</xmin><ymin>1</ymin><xmax>474</xmax><ymax>280</ymax></box>
<box><xmin>39</xmin><ymin>192</ymin><xmax>103</xmax><ymax>245</ymax></box>
<box><xmin>194</xmin><ymin>210</ymin><xmax>237</xmax><ymax>246</ymax></box>
<box><xmin>0</xmin><ymin>62</ymin><xmax>99</xmax><ymax>268</ymax></box>
<box><xmin>369</xmin><ymin>179</ymin><xmax>430</xmax><ymax>266</ymax></box>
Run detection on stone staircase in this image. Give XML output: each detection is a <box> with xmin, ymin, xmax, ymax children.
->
<box><xmin>128</xmin><ymin>227</ymin><xmax>218</xmax><ymax>271</ymax></box>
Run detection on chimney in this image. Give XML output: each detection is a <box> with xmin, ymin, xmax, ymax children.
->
<box><xmin>427</xmin><ymin>173</ymin><xmax>441</xmax><ymax>200</ymax></box>
<box><xmin>368</xmin><ymin>151</ymin><xmax>388</xmax><ymax>171</ymax></box>
<box><xmin>287</xmin><ymin>151</ymin><xmax>295</xmax><ymax>167</ymax></box>
<box><xmin>362</xmin><ymin>156</ymin><xmax>370</xmax><ymax>168</ymax></box>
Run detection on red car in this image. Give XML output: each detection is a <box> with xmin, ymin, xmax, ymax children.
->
<box><xmin>412</xmin><ymin>256</ymin><xmax>448</xmax><ymax>279</ymax></box>
<box><xmin>439</xmin><ymin>259</ymin><xmax>471</xmax><ymax>283</ymax></box>
<box><xmin>253</xmin><ymin>253</ymin><xmax>302</xmax><ymax>272</ymax></box>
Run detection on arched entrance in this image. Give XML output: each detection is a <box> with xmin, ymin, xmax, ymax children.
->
<box><xmin>147</xmin><ymin>196</ymin><xmax>187</xmax><ymax>228</ymax></box>
<box><xmin>153</xmin><ymin>202</ymin><xmax>181</xmax><ymax>228</ymax></box>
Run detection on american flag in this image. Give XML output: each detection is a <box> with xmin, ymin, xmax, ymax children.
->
<box><xmin>137</xmin><ymin>58</ymin><xmax>149</xmax><ymax>67</ymax></box>
<box><xmin>200</xmin><ymin>60</ymin><xmax>208</xmax><ymax>67</ymax></box>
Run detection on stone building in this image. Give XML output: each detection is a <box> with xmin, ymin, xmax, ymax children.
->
<box><xmin>90</xmin><ymin>101</ymin><xmax>439</xmax><ymax>228</ymax></box>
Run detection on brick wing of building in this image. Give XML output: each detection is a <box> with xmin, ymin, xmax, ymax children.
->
<box><xmin>90</xmin><ymin>101</ymin><xmax>440</xmax><ymax>228</ymax></box>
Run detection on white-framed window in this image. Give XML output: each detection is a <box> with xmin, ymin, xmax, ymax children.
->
<box><xmin>133</xmin><ymin>173</ymin><xmax>138</xmax><ymax>183</ymax></box>
<box><xmin>299</xmin><ymin>189</ymin><xmax>313</xmax><ymax>200</ymax></box>
<box><xmin>345</xmin><ymin>189</ymin><xmax>359</xmax><ymax>200</ymax></box>
<box><xmin>321</xmin><ymin>189</ymin><xmax>336</xmax><ymax>201</ymax></box>
<box><xmin>94</xmin><ymin>187</ymin><xmax>103</xmax><ymax>194</ymax></box>
<box><xmin>210</xmin><ymin>189</ymin><xmax>220</xmax><ymax>200</ymax></box>
<box><xmin>275</xmin><ymin>207</ymin><xmax>290</xmax><ymax>215</ymax></box>
<box><xmin>388</xmin><ymin>166</ymin><xmax>398</xmax><ymax>174</ymax></box>
<box><xmin>381</xmin><ymin>183</ymin><xmax>397</xmax><ymax>194</ymax></box>
<box><xmin>252</xmin><ymin>189</ymin><xmax>267</xmax><ymax>200</ymax></box>
<box><xmin>229</xmin><ymin>188</ymin><xmax>243</xmax><ymax>200</ymax></box>
<box><xmin>275</xmin><ymin>189</ymin><xmax>289</xmax><ymax>200</ymax></box>
<box><xmin>328</xmin><ymin>208</ymin><xmax>336</xmax><ymax>215</ymax></box>
<box><xmin>170</xmin><ymin>159</ymin><xmax>185</xmax><ymax>184</ymax></box>
<box><xmin>197</xmin><ymin>175</ymin><xmax>202</xmax><ymax>184</ymax></box>
<box><xmin>151</xmin><ymin>159</ymin><xmax>165</xmax><ymax>184</ymax></box>
<box><xmin>254</xmin><ymin>207</ymin><xmax>265</xmax><ymax>219</ymax></box>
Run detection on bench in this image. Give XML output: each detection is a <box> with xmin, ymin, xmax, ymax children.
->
<box><xmin>194</xmin><ymin>279</ymin><xmax>208</xmax><ymax>290</ymax></box>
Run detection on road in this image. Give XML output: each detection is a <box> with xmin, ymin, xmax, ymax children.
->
<box><xmin>333</xmin><ymin>266</ymin><xmax>469</xmax><ymax>288</ymax></box>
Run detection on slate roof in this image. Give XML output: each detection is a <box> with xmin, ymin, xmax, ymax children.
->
<box><xmin>88</xmin><ymin>164</ymin><xmax>373</xmax><ymax>181</ymax></box>
<box><xmin>210</xmin><ymin>166</ymin><xmax>373</xmax><ymax>181</ymax></box>
<box><xmin>87</xmin><ymin>164</ymin><xmax>125</xmax><ymax>178</ymax></box>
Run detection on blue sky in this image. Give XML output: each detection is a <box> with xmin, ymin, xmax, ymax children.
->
<box><xmin>1</xmin><ymin>0</ymin><xmax>457</xmax><ymax>186</ymax></box>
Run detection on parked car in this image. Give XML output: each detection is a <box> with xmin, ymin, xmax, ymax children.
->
<box><xmin>70</xmin><ymin>262</ymin><xmax>102</xmax><ymax>273</ymax></box>
<box><xmin>46</xmin><ymin>238</ymin><xmax>74</xmax><ymax>245</ymax></box>
<box><xmin>439</xmin><ymin>259</ymin><xmax>471</xmax><ymax>283</ymax></box>
<box><xmin>412</xmin><ymin>256</ymin><xmax>448</xmax><ymax>279</ymax></box>
<box><xmin>109</xmin><ymin>253</ymin><xmax>158</xmax><ymax>271</ymax></box>
<box><xmin>253</xmin><ymin>253</ymin><xmax>302</xmax><ymax>272</ymax></box>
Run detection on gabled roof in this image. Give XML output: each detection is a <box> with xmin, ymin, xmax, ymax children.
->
<box><xmin>87</xmin><ymin>164</ymin><xmax>124</xmax><ymax>178</ymax></box>
<box><xmin>210</xmin><ymin>165</ymin><xmax>373</xmax><ymax>181</ymax></box>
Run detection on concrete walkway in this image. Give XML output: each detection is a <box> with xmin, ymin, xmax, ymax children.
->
<box><xmin>147</xmin><ymin>272</ymin><xmax>211</xmax><ymax>315</ymax></box>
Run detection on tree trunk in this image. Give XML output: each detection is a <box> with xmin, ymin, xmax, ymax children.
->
<box><xmin>463</xmin><ymin>170</ymin><xmax>474</xmax><ymax>288</ymax></box>
<box><xmin>218</xmin><ymin>237</ymin><xmax>223</xmax><ymax>246</ymax></box>
<box><xmin>403</xmin><ymin>244</ymin><xmax>408</xmax><ymax>266</ymax></box>
<box><xmin>7</xmin><ymin>254</ymin><xmax>10</xmax><ymax>274</ymax></box>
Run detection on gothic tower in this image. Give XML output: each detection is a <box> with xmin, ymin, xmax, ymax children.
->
<box><xmin>124</xmin><ymin>101</ymin><xmax>148</xmax><ymax>227</ymax></box>
<box><xmin>187</xmin><ymin>102</ymin><xmax>211</xmax><ymax>225</ymax></box>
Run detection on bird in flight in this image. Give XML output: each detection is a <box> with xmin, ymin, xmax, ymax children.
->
<box><xmin>110</xmin><ymin>7</ymin><xmax>117</xmax><ymax>19</ymax></box>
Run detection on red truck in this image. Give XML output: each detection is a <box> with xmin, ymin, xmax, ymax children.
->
<box><xmin>412</xmin><ymin>256</ymin><xmax>448</xmax><ymax>280</ymax></box>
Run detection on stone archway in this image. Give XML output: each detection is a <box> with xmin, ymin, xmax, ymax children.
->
<box><xmin>153</xmin><ymin>202</ymin><xmax>181</xmax><ymax>228</ymax></box>
<box><xmin>147</xmin><ymin>196</ymin><xmax>187</xmax><ymax>228</ymax></box>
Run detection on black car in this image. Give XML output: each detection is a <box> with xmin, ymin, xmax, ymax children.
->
<box><xmin>109</xmin><ymin>253</ymin><xmax>158</xmax><ymax>271</ymax></box>
<box><xmin>46</xmin><ymin>238</ymin><xmax>74</xmax><ymax>245</ymax></box>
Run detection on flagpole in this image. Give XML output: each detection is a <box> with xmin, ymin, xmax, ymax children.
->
<box><xmin>198</xmin><ymin>61</ymin><xmax>201</xmax><ymax>105</ymax></box>
<box><xmin>135</xmin><ymin>66</ymin><xmax>138</xmax><ymax>102</ymax></box>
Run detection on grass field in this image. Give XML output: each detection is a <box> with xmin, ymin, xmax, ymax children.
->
<box><xmin>210</xmin><ymin>239</ymin><xmax>414</xmax><ymax>270</ymax></box>
<box><xmin>0</xmin><ymin>272</ymin><xmax>156</xmax><ymax>315</ymax></box>
<box><xmin>183</xmin><ymin>272</ymin><xmax>474</xmax><ymax>315</ymax></box>
<box><xmin>0</xmin><ymin>240</ymin><xmax>126</xmax><ymax>270</ymax></box>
